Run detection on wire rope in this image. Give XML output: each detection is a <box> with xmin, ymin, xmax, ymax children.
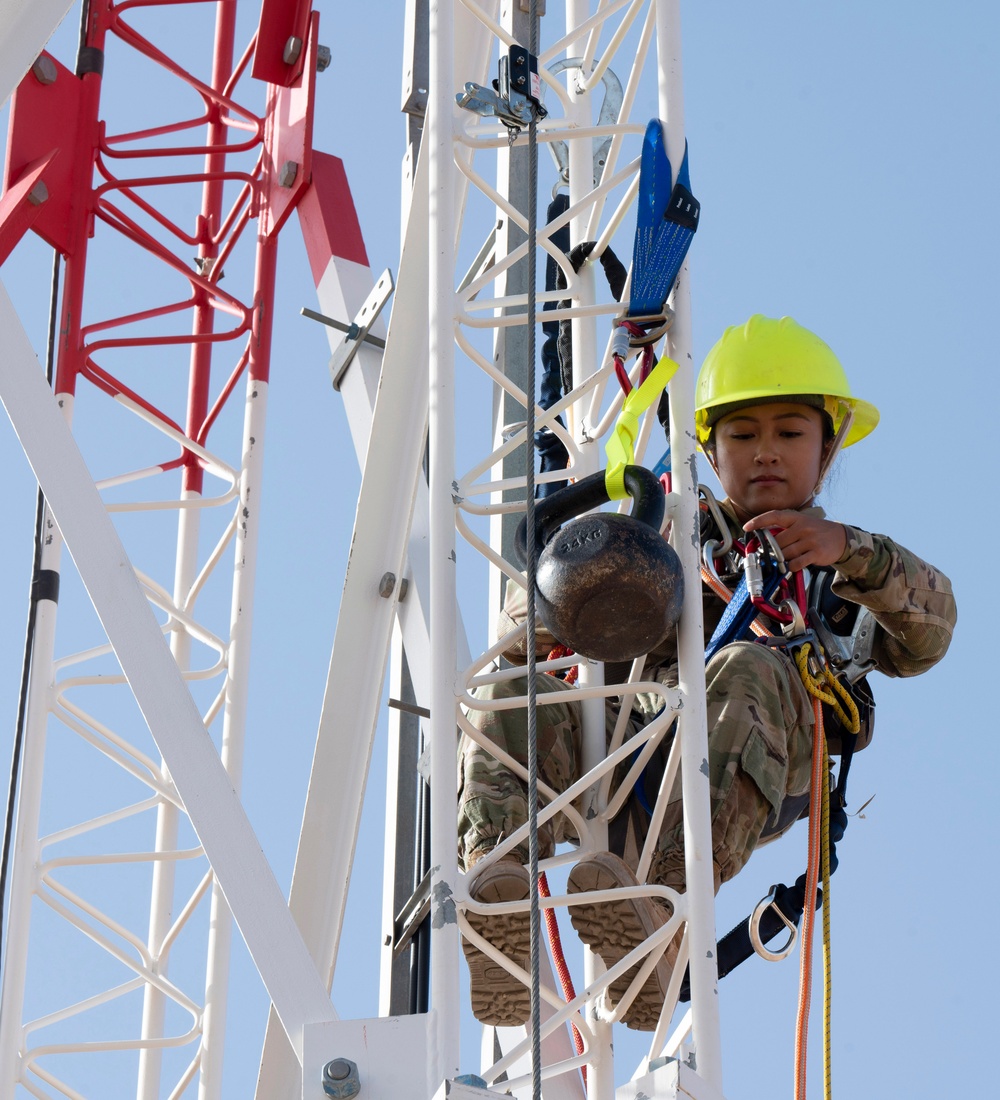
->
<box><xmin>524</xmin><ymin>4</ymin><xmax>543</xmax><ymax>1098</ymax></box>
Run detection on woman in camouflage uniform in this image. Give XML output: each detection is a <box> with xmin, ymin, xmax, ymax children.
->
<box><xmin>459</xmin><ymin>315</ymin><xmax>956</xmax><ymax>1030</ymax></box>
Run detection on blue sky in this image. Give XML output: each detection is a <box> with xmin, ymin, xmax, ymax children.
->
<box><xmin>0</xmin><ymin>2</ymin><xmax>995</xmax><ymax>1097</ymax></box>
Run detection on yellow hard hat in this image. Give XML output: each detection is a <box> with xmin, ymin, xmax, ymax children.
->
<box><xmin>695</xmin><ymin>315</ymin><xmax>879</xmax><ymax>447</ymax></box>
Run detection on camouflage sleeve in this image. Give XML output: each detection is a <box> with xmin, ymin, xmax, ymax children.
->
<box><xmin>829</xmin><ymin>526</ymin><xmax>957</xmax><ymax>678</ymax></box>
<box><xmin>496</xmin><ymin>577</ymin><xmax>560</xmax><ymax>661</ymax></box>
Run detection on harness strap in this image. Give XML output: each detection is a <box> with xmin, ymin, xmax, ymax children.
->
<box><xmin>678</xmin><ymin>796</ymin><xmax>849</xmax><ymax>1004</ymax></box>
<box><xmin>629</xmin><ymin>121</ymin><xmax>700</xmax><ymax>317</ymax></box>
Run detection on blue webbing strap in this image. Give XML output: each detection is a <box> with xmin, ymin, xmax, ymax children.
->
<box><xmin>704</xmin><ymin>572</ymin><xmax>758</xmax><ymax>662</ymax></box>
<box><xmin>628</xmin><ymin>120</ymin><xmax>701</xmax><ymax>317</ymax></box>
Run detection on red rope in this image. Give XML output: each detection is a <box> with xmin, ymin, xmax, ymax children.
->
<box><xmin>538</xmin><ymin>872</ymin><xmax>586</xmax><ymax>1087</ymax></box>
<box><xmin>545</xmin><ymin>645</ymin><xmax>578</xmax><ymax>685</ymax></box>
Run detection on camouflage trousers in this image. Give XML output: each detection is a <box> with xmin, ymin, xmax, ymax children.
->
<box><xmin>457</xmin><ymin>641</ymin><xmax>816</xmax><ymax>893</ymax></box>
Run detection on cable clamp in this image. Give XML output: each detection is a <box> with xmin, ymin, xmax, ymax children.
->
<box><xmin>457</xmin><ymin>44</ymin><xmax>547</xmax><ymax>139</ymax></box>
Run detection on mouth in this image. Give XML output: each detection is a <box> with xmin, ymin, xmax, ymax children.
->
<box><xmin>750</xmin><ymin>476</ymin><xmax>784</xmax><ymax>486</ymax></box>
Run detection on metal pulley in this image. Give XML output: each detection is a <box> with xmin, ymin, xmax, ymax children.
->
<box><xmin>514</xmin><ymin>466</ymin><xmax>683</xmax><ymax>663</ymax></box>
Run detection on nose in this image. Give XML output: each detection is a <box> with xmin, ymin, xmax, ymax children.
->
<box><xmin>754</xmin><ymin>438</ymin><xmax>779</xmax><ymax>464</ymax></box>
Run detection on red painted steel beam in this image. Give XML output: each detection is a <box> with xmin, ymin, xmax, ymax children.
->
<box><xmin>0</xmin><ymin>151</ymin><xmax>57</xmax><ymax>266</ymax></box>
<box><xmin>3</xmin><ymin>52</ymin><xmax>88</xmax><ymax>258</ymax></box>
<box><xmin>1</xmin><ymin>0</ymin><xmax>328</xmax><ymax>479</ymax></box>
<box><xmin>252</xmin><ymin>0</ymin><xmax>312</xmax><ymax>87</ymax></box>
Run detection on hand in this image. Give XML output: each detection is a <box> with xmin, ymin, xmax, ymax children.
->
<box><xmin>630</xmin><ymin>666</ymin><xmax>676</xmax><ymax>719</ymax></box>
<box><xmin>743</xmin><ymin>510</ymin><xmax>848</xmax><ymax>572</ymax></box>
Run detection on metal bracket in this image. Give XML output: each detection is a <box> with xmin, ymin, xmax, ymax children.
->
<box><xmin>325</xmin><ymin>268</ymin><xmax>394</xmax><ymax>391</ymax></box>
<box><xmin>391</xmin><ymin>868</ymin><xmax>432</xmax><ymax>959</ymax></box>
<box><xmin>456</xmin><ymin>45</ymin><xmax>547</xmax><ymax>135</ymax></box>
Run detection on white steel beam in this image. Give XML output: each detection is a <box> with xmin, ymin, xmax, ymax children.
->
<box><xmin>657</xmin><ymin>0</ymin><xmax>722</xmax><ymax>1087</ymax></box>
<box><xmin>427</xmin><ymin>0</ymin><xmax>462</xmax><ymax>1086</ymax></box>
<box><xmin>0</xmin><ymin>0</ymin><xmax>75</xmax><ymax>107</ymax></box>
<box><xmin>0</xmin><ymin>280</ymin><xmax>336</xmax><ymax>1065</ymax></box>
<box><xmin>255</xmin><ymin>148</ymin><xmax>447</xmax><ymax>1100</ymax></box>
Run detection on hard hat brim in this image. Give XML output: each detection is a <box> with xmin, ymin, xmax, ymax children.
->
<box><xmin>695</xmin><ymin>393</ymin><xmax>880</xmax><ymax>449</ymax></box>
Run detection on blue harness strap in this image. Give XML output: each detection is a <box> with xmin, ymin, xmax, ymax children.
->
<box><xmin>704</xmin><ymin>573</ymin><xmax>758</xmax><ymax>661</ymax></box>
<box><xmin>629</xmin><ymin>120</ymin><xmax>701</xmax><ymax>317</ymax></box>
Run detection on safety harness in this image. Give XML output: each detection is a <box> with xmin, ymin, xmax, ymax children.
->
<box><xmin>675</xmin><ymin>489</ymin><xmax>872</xmax><ymax>1100</ymax></box>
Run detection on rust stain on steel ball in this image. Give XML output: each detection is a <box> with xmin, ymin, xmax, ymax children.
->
<box><xmin>535</xmin><ymin>512</ymin><xmax>684</xmax><ymax>664</ymax></box>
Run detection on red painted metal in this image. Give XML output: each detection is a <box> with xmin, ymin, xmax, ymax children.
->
<box><xmin>0</xmin><ymin>151</ymin><xmax>57</xmax><ymax>265</ymax></box>
<box><xmin>252</xmin><ymin>0</ymin><xmax>312</xmax><ymax>87</ymax></box>
<box><xmin>260</xmin><ymin>11</ymin><xmax>318</xmax><ymax>238</ymax></box>
<box><xmin>3</xmin><ymin>52</ymin><xmax>87</xmax><ymax>257</ymax></box>
<box><xmin>0</xmin><ymin>3</ymin><xmax>382</xmax><ymax>1092</ymax></box>
<box><xmin>2</xmin><ymin>0</ymin><xmax>325</xmax><ymax>486</ymax></box>
<box><xmin>296</xmin><ymin>151</ymin><xmax>370</xmax><ymax>282</ymax></box>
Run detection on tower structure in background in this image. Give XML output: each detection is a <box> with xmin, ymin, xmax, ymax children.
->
<box><xmin>0</xmin><ymin>2</ymin><xmax>726</xmax><ymax>1098</ymax></box>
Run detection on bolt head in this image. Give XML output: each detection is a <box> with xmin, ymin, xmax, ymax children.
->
<box><xmin>278</xmin><ymin>160</ymin><xmax>299</xmax><ymax>188</ymax></box>
<box><xmin>316</xmin><ymin>45</ymin><xmax>332</xmax><ymax>72</ymax></box>
<box><xmin>322</xmin><ymin>1057</ymin><xmax>360</xmax><ymax>1098</ymax></box>
<box><xmin>283</xmin><ymin>35</ymin><xmax>303</xmax><ymax>65</ymax></box>
<box><xmin>31</xmin><ymin>55</ymin><xmax>58</xmax><ymax>85</ymax></box>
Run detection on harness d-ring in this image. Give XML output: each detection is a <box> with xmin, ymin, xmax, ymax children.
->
<box><xmin>749</xmin><ymin>885</ymin><xmax>799</xmax><ymax>962</ymax></box>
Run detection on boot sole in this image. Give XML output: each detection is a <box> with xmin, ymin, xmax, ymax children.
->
<box><xmin>568</xmin><ymin>856</ymin><xmax>672</xmax><ymax>1031</ymax></box>
<box><xmin>462</xmin><ymin>907</ymin><xmax>531</xmax><ymax>1027</ymax></box>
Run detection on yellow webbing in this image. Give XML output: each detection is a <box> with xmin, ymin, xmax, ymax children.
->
<box><xmin>604</xmin><ymin>353</ymin><xmax>679</xmax><ymax>499</ymax></box>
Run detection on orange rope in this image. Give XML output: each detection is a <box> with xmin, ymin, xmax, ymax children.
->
<box><xmin>538</xmin><ymin>872</ymin><xmax>586</xmax><ymax>1087</ymax></box>
<box><xmin>699</xmin><ymin>565</ymin><xmax>772</xmax><ymax>639</ymax></box>
<box><xmin>794</xmin><ymin>697</ymin><xmax>826</xmax><ymax>1099</ymax></box>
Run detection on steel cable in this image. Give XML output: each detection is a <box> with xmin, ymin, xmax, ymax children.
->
<box><xmin>524</xmin><ymin>3</ymin><xmax>543</xmax><ymax>1096</ymax></box>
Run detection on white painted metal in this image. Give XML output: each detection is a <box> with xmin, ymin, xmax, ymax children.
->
<box><xmin>0</xmin><ymin>420</ymin><xmax>67</xmax><ymax>1090</ymax></box>
<box><xmin>430</xmin><ymin>1</ymin><xmax>725</xmax><ymax>1095</ymax></box>
<box><xmin>0</xmin><ymin>283</ymin><xmax>337</xmax><ymax>1057</ymax></box>
<box><xmin>301</xmin><ymin>1015</ymin><xmax>433</xmax><ymax>1100</ymax></box>
<box><xmin>137</xmin><ymin>492</ymin><xmax>198</xmax><ymax>1100</ymax></box>
<box><xmin>0</xmin><ymin>3</ymin><xmax>729</xmax><ymax>1097</ymax></box>
<box><xmin>253</xmin><ymin>149</ymin><xmax>448</xmax><ymax>1100</ymax></box>
<box><xmin>427</xmin><ymin>0</ymin><xmax>462</xmax><ymax>1087</ymax></box>
<box><xmin>655</xmin><ymin>1</ymin><xmax>722</xmax><ymax>1087</ymax></box>
<box><xmin>0</xmin><ymin>0</ymin><xmax>74</xmax><ymax>106</ymax></box>
<box><xmin>616</xmin><ymin>1058</ymin><xmax>726</xmax><ymax>1100</ymax></box>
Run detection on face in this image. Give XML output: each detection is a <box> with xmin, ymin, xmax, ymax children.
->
<box><xmin>710</xmin><ymin>402</ymin><xmax>829</xmax><ymax>522</ymax></box>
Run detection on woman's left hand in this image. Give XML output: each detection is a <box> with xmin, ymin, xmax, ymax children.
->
<box><xmin>743</xmin><ymin>510</ymin><xmax>848</xmax><ymax>572</ymax></box>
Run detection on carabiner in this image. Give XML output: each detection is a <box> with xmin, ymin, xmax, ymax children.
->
<box><xmin>744</xmin><ymin>548</ymin><xmax>764</xmax><ymax>600</ymax></box>
<box><xmin>759</xmin><ymin>528</ymin><xmax>788</xmax><ymax>575</ymax></box>
<box><xmin>749</xmin><ymin>885</ymin><xmax>798</xmax><ymax>962</ymax></box>
<box><xmin>699</xmin><ymin>485</ymin><xmax>733</xmax><ymax>557</ymax></box>
<box><xmin>778</xmin><ymin>598</ymin><xmax>808</xmax><ymax>637</ymax></box>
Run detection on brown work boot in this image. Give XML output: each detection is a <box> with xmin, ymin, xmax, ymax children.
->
<box><xmin>462</xmin><ymin>859</ymin><xmax>532</xmax><ymax>1027</ymax></box>
<box><xmin>567</xmin><ymin>851</ymin><xmax>676</xmax><ymax>1031</ymax></box>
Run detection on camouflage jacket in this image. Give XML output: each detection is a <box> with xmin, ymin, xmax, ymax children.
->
<box><xmin>499</xmin><ymin>501</ymin><xmax>956</xmax><ymax>684</ymax></box>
